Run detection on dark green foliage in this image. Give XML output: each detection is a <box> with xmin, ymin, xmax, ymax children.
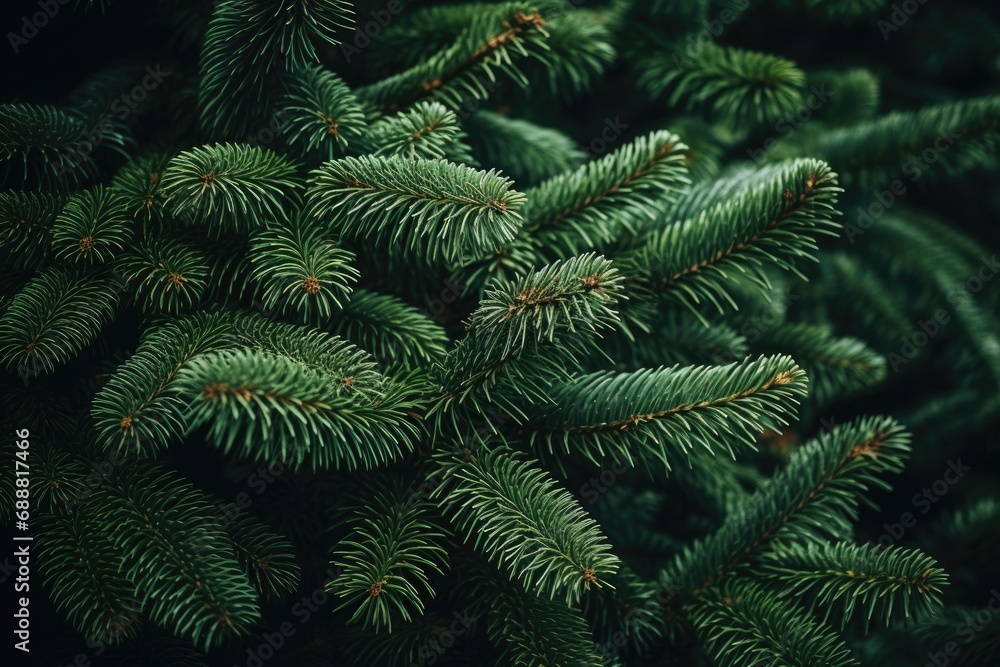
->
<box><xmin>756</xmin><ymin>542</ymin><xmax>947</xmax><ymax>629</ymax></box>
<box><xmin>0</xmin><ymin>103</ymin><xmax>125</xmax><ymax>188</ymax></box>
<box><xmin>624</xmin><ymin>158</ymin><xmax>841</xmax><ymax>319</ymax></box>
<box><xmin>176</xmin><ymin>320</ymin><xmax>424</xmax><ymax>470</ymax></box>
<box><xmin>463</xmin><ymin>111</ymin><xmax>586</xmax><ymax>187</ymax></box>
<box><xmin>690</xmin><ymin>580</ymin><xmax>859</xmax><ymax>667</ymax></box>
<box><xmin>161</xmin><ymin>143</ymin><xmax>304</xmax><ymax>235</ymax></box>
<box><xmin>639</xmin><ymin>44</ymin><xmax>806</xmax><ymax>125</ymax></box>
<box><xmin>120</xmin><ymin>235</ymin><xmax>210</xmax><ymax>314</ymax></box>
<box><xmin>432</xmin><ymin>253</ymin><xmax>622</xmax><ymax>414</ymax></box>
<box><xmin>306</xmin><ymin>155</ymin><xmax>525</xmax><ymax>266</ymax></box>
<box><xmin>434</xmin><ymin>442</ymin><xmax>620</xmax><ymax>605</ymax></box>
<box><xmin>91</xmin><ymin>312</ymin><xmax>236</xmax><ymax>455</ymax></box>
<box><xmin>528</xmin><ymin>355</ymin><xmax>807</xmax><ymax>471</ymax></box>
<box><xmin>51</xmin><ymin>187</ymin><xmax>133</xmax><ymax>266</ymax></box>
<box><xmin>329</xmin><ymin>481</ymin><xmax>449</xmax><ymax>631</ymax></box>
<box><xmin>361</xmin><ymin>101</ymin><xmax>476</xmax><ymax>164</ymax></box>
<box><xmin>110</xmin><ymin>154</ymin><xmax>173</xmax><ymax>222</ymax></box>
<box><xmin>198</xmin><ymin>0</ymin><xmax>354</xmax><ymax>137</ymax></box>
<box><xmin>355</xmin><ymin>2</ymin><xmax>550</xmax><ymax>113</ymax></box>
<box><xmin>218</xmin><ymin>509</ymin><xmax>301</xmax><ymax>600</ymax></box>
<box><xmin>37</xmin><ymin>511</ymin><xmax>144</xmax><ymax>646</ymax></box>
<box><xmin>5</xmin><ymin>0</ymin><xmax>998</xmax><ymax>663</ymax></box>
<box><xmin>523</xmin><ymin>130</ymin><xmax>689</xmax><ymax>257</ymax></box>
<box><xmin>750</xmin><ymin>322</ymin><xmax>886</xmax><ymax>406</ymax></box>
<box><xmin>326</xmin><ymin>289</ymin><xmax>450</xmax><ymax>371</ymax></box>
<box><xmin>279</xmin><ymin>66</ymin><xmax>367</xmax><ymax>161</ymax></box>
<box><xmin>248</xmin><ymin>215</ymin><xmax>359</xmax><ymax>323</ymax></box>
<box><xmin>87</xmin><ymin>463</ymin><xmax>262</xmax><ymax>649</ymax></box>
<box><xmin>0</xmin><ymin>191</ymin><xmax>64</xmax><ymax>270</ymax></box>
<box><xmin>0</xmin><ymin>267</ymin><xmax>120</xmax><ymax>378</ymax></box>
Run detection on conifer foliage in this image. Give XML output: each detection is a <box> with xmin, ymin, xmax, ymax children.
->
<box><xmin>2</xmin><ymin>0</ymin><xmax>999</xmax><ymax>665</ymax></box>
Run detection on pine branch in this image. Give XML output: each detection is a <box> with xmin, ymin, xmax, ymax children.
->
<box><xmin>249</xmin><ymin>214</ymin><xmax>359</xmax><ymax>325</ymax></box>
<box><xmin>524</xmin><ymin>130</ymin><xmax>690</xmax><ymax>257</ymax></box>
<box><xmin>0</xmin><ymin>267</ymin><xmax>120</xmax><ymax>379</ymax></box>
<box><xmin>0</xmin><ymin>103</ymin><xmax>123</xmax><ymax>188</ymax></box>
<box><xmin>527</xmin><ymin>354</ymin><xmax>806</xmax><ymax>472</ymax></box>
<box><xmin>638</xmin><ymin>43</ymin><xmax>806</xmax><ymax>126</ymax></box>
<box><xmin>463</xmin><ymin>110</ymin><xmax>586</xmax><ymax>187</ymax></box>
<box><xmin>0</xmin><ymin>190</ymin><xmax>63</xmax><ymax>270</ymax></box>
<box><xmin>306</xmin><ymin>155</ymin><xmax>525</xmax><ymax>266</ymax></box>
<box><xmin>805</xmin><ymin>94</ymin><xmax>1000</xmax><ymax>187</ymax></box>
<box><xmin>326</xmin><ymin>288</ymin><xmax>450</xmax><ymax>371</ymax></box>
<box><xmin>433</xmin><ymin>442</ymin><xmax>620</xmax><ymax>605</ymax></box>
<box><xmin>91</xmin><ymin>312</ymin><xmax>236</xmax><ymax>455</ymax></box>
<box><xmin>751</xmin><ymin>322</ymin><xmax>886</xmax><ymax>406</ymax></box>
<box><xmin>37</xmin><ymin>511</ymin><xmax>143</xmax><ymax>647</ymax></box>
<box><xmin>465</xmin><ymin>563</ymin><xmax>605</xmax><ymax>667</ymax></box>
<box><xmin>279</xmin><ymin>66</ymin><xmax>367</xmax><ymax>161</ymax></box>
<box><xmin>355</xmin><ymin>3</ymin><xmax>550</xmax><ymax>113</ymax></box>
<box><xmin>51</xmin><ymin>186</ymin><xmax>133</xmax><ymax>266</ymax></box>
<box><xmin>88</xmin><ymin>462</ymin><xmax>262</xmax><ymax>649</ymax></box>
<box><xmin>176</xmin><ymin>321</ymin><xmax>425</xmax><ymax>470</ymax></box>
<box><xmin>218</xmin><ymin>509</ymin><xmax>301</xmax><ymax>600</ymax></box>
<box><xmin>623</xmin><ymin>158</ymin><xmax>841</xmax><ymax>320</ymax></box>
<box><xmin>360</xmin><ymin>101</ymin><xmax>476</xmax><ymax>164</ymax></box>
<box><xmin>110</xmin><ymin>153</ymin><xmax>171</xmax><ymax>223</ymax></box>
<box><xmin>690</xmin><ymin>580</ymin><xmax>859</xmax><ymax>667</ymax></box>
<box><xmin>755</xmin><ymin>541</ymin><xmax>947</xmax><ymax>630</ymax></box>
<box><xmin>660</xmin><ymin>416</ymin><xmax>910</xmax><ymax>600</ymax></box>
<box><xmin>329</xmin><ymin>481</ymin><xmax>450</xmax><ymax>632</ymax></box>
<box><xmin>160</xmin><ymin>143</ymin><xmax>303</xmax><ymax>235</ymax></box>
<box><xmin>198</xmin><ymin>0</ymin><xmax>355</xmax><ymax>137</ymax></box>
<box><xmin>119</xmin><ymin>235</ymin><xmax>210</xmax><ymax>314</ymax></box>
<box><xmin>432</xmin><ymin>253</ymin><xmax>622</xmax><ymax>415</ymax></box>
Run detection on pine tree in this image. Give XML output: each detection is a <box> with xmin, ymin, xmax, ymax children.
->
<box><xmin>2</xmin><ymin>0</ymin><xmax>999</xmax><ymax>665</ymax></box>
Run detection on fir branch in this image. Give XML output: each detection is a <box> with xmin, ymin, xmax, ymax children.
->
<box><xmin>660</xmin><ymin>416</ymin><xmax>910</xmax><ymax>600</ymax></box>
<box><xmin>326</xmin><ymin>288</ymin><xmax>450</xmax><ymax>371</ymax></box>
<box><xmin>0</xmin><ymin>267</ymin><xmax>120</xmax><ymax>379</ymax></box>
<box><xmin>755</xmin><ymin>541</ymin><xmax>947</xmax><ymax>630</ymax></box>
<box><xmin>360</xmin><ymin>101</ymin><xmax>476</xmax><ymax>164</ymax></box>
<box><xmin>37</xmin><ymin>511</ymin><xmax>143</xmax><ymax>647</ymax></box>
<box><xmin>329</xmin><ymin>481</ymin><xmax>450</xmax><ymax>632</ymax></box>
<box><xmin>249</xmin><ymin>215</ymin><xmax>359</xmax><ymax>325</ymax></box>
<box><xmin>463</xmin><ymin>110</ymin><xmax>586</xmax><ymax>187</ymax></box>
<box><xmin>638</xmin><ymin>43</ymin><xmax>806</xmax><ymax>126</ymax></box>
<box><xmin>0</xmin><ymin>190</ymin><xmax>63</xmax><ymax>270</ymax></box>
<box><xmin>91</xmin><ymin>312</ymin><xmax>237</xmax><ymax>455</ymax></box>
<box><xmin>160</xmin><ymin>143</ymin><xmax>303</xmax><ymax>235</ymax></box>
<box><xmin>751</xmin><ymin>322</ymin><xmax>887</xmax><ymax>406</ymax></box>
<box><xmin>466</xmin><ymin>564</ymin><xmax>605</xmax><ymax>667</ymax></box>
<box><xmin>89</xmin><ymin>462</ymin><xmax>262</xmax><ymax>650</ymax></box>
<box><xmin>524</xmin><ymin>130</ymin><xmax>690</xmax><ymax>257</ymax></box>
<box><xmin>119</xmin><ymin>235</ymin><xmax>210</xmax><ymax>314</ymax></box>
<box><xmin>109</xmin><ymin>153</ymin><xmax>171</xmax><ymax>223</ymax></box>
<box><xmin>198</xmin><ymin>0</ymin><xmax>355</xmax><ymax>137</ymax></box>
<box><xmin>177</xmin><ymin>335</ymin><xmax>424</xmax><ymax>470</ymax></box>
<box><xmin>355</xmin><ymin>2</ymin><xmax>550</xmax><ymax>113</ymax></box>
<box><xmin>527</xmin><ymin>355</ymin><xmax>807</xmax><ymax>471</ymax></box>
<box><xmin>624</xmin><ymin>158</ymin><xmax>841</xmax><ymax>320</ymax></box>
<box><xmin>433</xmin><ymin>443</ymin><xmax>620</xmax><ymax>605</ymax></box>
<box><xmin>306</xmin><ymin>155</ymin><xmax>525</xmax><ymax>267</ymax></box>
<box><xmin>690</xmin><ymin>580</ymin><xmax>859</xmax><ymax>667</ymax></box>
<box><xmin>50</xmin><ymin>187</ymin><xmax>133</xmax><ymax>266</ymax></box>
<box><xmin>279</xmin><ymin>66</ymin><xmax>367</xmax><ymax>161</ymax></box>
<box><xmin>432</xmin><ymin>253</ymin><xmax>622</xmax><ymax>412</ymax></box>
<box><xmin>218</xmin><ymin>509</ymin><xmax>301</xmax><ymax>600</ymax></box>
